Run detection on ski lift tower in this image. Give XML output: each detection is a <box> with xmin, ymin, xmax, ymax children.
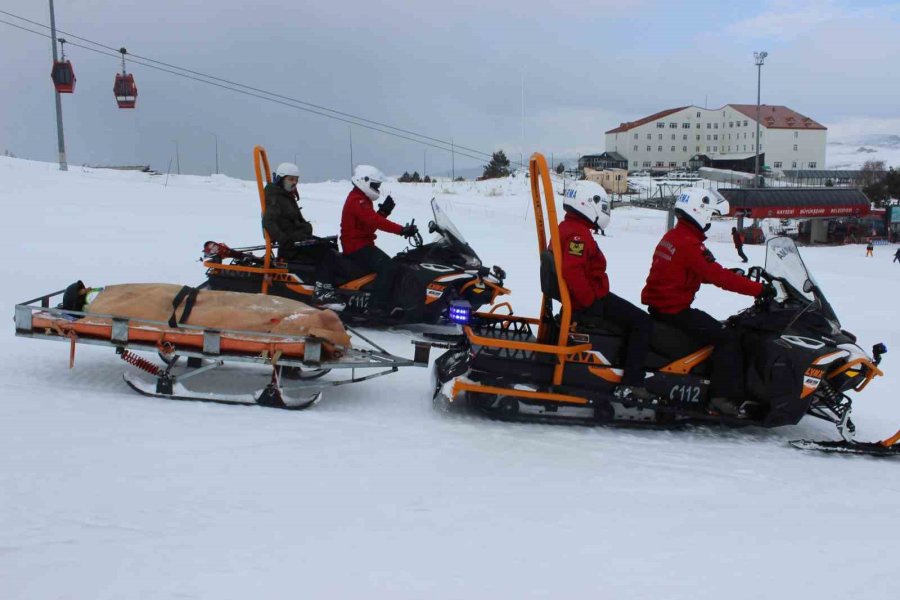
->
<box><xmin>48</xmin><ymin>0</ymin><xmax>68</xmax><ymax>171</ymax></box>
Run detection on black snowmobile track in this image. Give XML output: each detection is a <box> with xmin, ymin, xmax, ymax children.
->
<box><xmin>789</xmin><ymin>439</ymin><xmax>900</xmax><ymax>457</ymax></box>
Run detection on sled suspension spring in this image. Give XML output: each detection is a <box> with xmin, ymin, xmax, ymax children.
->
<box><xmin>119</xmin><ymin>350</ymin><xmax>161</xmax><ymax>376</ymax></box>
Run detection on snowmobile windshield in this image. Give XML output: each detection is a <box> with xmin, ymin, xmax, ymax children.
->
<box><xmin>430</xmin><ymin>198</ymin><xmax>481</xmax><ymax>269</ymax></box>
<box><xmin>431</xmin><ymin>198</ymin><xmax>468</xmax><ymax>246</ymax></box>
<box><xmin>764</xmin><ymin>236</ymin><xmax>840</xmax><ymax>329</ymax></box>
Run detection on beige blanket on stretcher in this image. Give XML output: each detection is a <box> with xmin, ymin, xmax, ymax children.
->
<box><xmin>85</xmin><ymin>284</ymin><xmax>351</xmax><ymax>349</ymax></box>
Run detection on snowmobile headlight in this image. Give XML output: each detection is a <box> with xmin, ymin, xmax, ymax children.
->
<box><xmin>465</xmin><ymin>256</ymin><xmax>482</xmax><ymax>269</ymax></box>
<box><xmin>448</xmin><ymin>300</ymin><xmax>473</xmax><ymax>325</ymax></box>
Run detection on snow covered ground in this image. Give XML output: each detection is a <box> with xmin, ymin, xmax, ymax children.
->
<box><xmin>2</xmin><ymin>155</ymin><xmax>899</xmax><ymax>599</ymax></box>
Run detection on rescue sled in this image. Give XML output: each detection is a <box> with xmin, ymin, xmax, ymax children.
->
<box><xmin>430</xmin><ymin>152</ymin><xmax>898</xmax><ymax>456</ymax></box>
<box><xmin>201</xmin><ymin>146</ymin><xmax>508</xmax><ymax>332</ymax></box>
<box><xmin>15</xmin><ymin>286</ymin><xmax>430</xmax><ymax>410</ymax></box>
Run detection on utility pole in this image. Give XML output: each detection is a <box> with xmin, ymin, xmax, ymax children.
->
<box><xmin>348</xmin><ymin>126</ymin><xmax>353</xmax><ymax>178</ymax></box>
<box><xmin>451</xmin><ymin>138</ymin><xmax>455</xmax><ymax>180</ymax></box>
<box><xmin>754</xmin><ymin>51</ymin><xmax>768</xmax><ymax>188</ymax></box>
<box><xmin>173</xmin><ymin>140</ymin><xmax>181</xmax><ymax>174</ymax></box>
<box><xmin>48</xmin><ymin>0</ymin><xmax>68</xmax><ymax>171</ymax></box>
<box><xmin>423</xmin><ymin>149</ymin><xmax>427</xmax><ymax>179</ymax></box>
<box><xmin>213</xmin><ymin>133</ymin><xmax>219</xmax><ymax>175</ymax></box>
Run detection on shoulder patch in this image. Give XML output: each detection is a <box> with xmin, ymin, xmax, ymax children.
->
<box><xmin>568</xmin><ymin>239</ymin><xmax>585</xmax><ymax>256</ymax></box>
<box><xmin>701</xmin><ymin>245</ymin><xmax>716</xmax><ymax>263</ymax></box>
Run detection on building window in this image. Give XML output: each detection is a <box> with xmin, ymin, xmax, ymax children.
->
<box><xmin>729</xmin><ymin>121</ymin><xmax>733</xmax><ymax>127</ymax></box>
<box><xmin>713</xmin><ymin>146</ymin><xmax>718</xmax><ymax>151</ymax></box>
<box><xmin>643</xmin><ymin>161</ymin><xmax>651</xmax><ymax>167</ymax></box>
<box><xmin>647</xmin><ymin>134</ymin><xmax>652</xmax><ymax>140</ymax></box>
<box><xmin>647</xmin><ymin>146</ymin><xmax>652</xmax><ymax>151</ymax></box>
<box><xmin>682</xmin><ymin>162</ymin><xmax>687</xmax><ymax>167</ymax></box>
<box><xmin>743</xmin><ymin>145</ymin><xmax>747</xmax><ymax>151</ymax></box>
<box><xmin>713</xmin><ymin>135</ymin><xmax>718</xmax><ymax>141</ymax></box>
<box><xmin>696</xmin><ymin>112</ymin><xmax>701</xmax><ymax>118</ymax></box>
<box><xmin>671</xmin><ymin>146</ymin><xmax>676</xmax><ymax>151</ymax></box>
<box><xmin>808</xmin><ymin>162</ymin><xmax>817</xmax><ymax>168</ymax></box>
<box><xmin>671</xmin><ymin>134</ymin><xmax>676</xmax><ymax>140</ymax></box>
<box><xmin>706</xmin><ymin>123</ymin><xmax>711</xmax><ymax>129</ymax></box>
<box><xmin>706</xmin><ymin>135</ymin><xmax>711</xmax><ymax>140</ymax></box>
<box><xmin>658</xmin><ymin>134</ymin><xmax>663</xmax><ymax>140</ymax></box>
<box><xmin>632</xmin><ymin>161</ymin><xmax>638</xmax><ymax>167</ymax></box>
<box><xmin>657</xmin><ymin>122</ymin><xmax>665</xmax><ymax>128</ymax></box>
<box><xmin>634</xmin><ymin>133</ymin><xmax>638</xmax><ymax>139</ymax></box>
<box><xmin>669</xmin><ymin>161</ymin><xmax>677</xmax><ymax>167</ymax></box>
<box><xmin>793</xmin><ymin>144</ymin><xmax>798</xmax><ymax>151</ymax></box>
<box><xmin>634</xmin><ymin>145</ymin><xmax>638</xmax><ymax>151</ymax></box>
<box><xmin>774</xmin><ymin>161</ymin><xmax>782</xmax><ymax>168</ymax></box>
<box><xmin>792</xmin><ymin>161</ymin><xmax>797</xmax><ymax>168</ymax></box>
<box><xmin>682</xmin><ymin>146</ymin><xmax>687</xmax><ymax>151</ymax></box>
<box><xmin>696</xmin><ymin>123</ymin><xmax>700</xmax><ymax>129</ymax></box>
<box><xmin>727</xmin><ymin>146</ymin><xmax>731</xmax><ymax>152</ymax></box>
<box><xmin>743</xmin><ymin>133</ymin><xmax>747</xmax><ymax>139</ymax></box>
<box><xmin>696</xmin><ymin>135</ymin><xmax>700</xmax><ymax>141</ymax></box>
<box><xmin>696</xmin><ymin>146</ymin><xmax>700</xmax><ymax>152</ymax></box>
<box><xmin>751</xmin><ymin>132</ymin><xmax>755</xmax><ymax>138</ymax></box>
<box><xmin>744</xmin><ymin>120</ymin><xmax>748</xmax><ymax>126</ymax></box>
<box><xmin>669</xmin><ymin>123</ymin><xmax>677</xmax><ymax>129</ymax></box>
<box><xmin>794</xmin><ymin>131</ymin><xmax>799</xmax><ymax>138</ymax></box>
<box><xmin>706</xmin><ymin>146</ymin><xmax>710</xmax><ymax>152</ymax></box>
<box><xmin>658</xmin><ymin>146</ymin><xmax>663</xmax><ymax>151</ymax></box>
<box><xmin>682</xmin><ymin>134</ymin><xmax>687</xmax><ymax>140</ymax></box>
<box><xmin>656</xmin><ymin>161</ymin><xmax>664</xmax><ymax>167</ymax></box>
<box><xmin>682</xmin><ymin>123</ymin><xmax>690</xmax><ymax>129</ymax></box>
<box><xmin>714</xmin><ymin>123</ymin><xmax>718</xmax><ymax>129</ymax></box>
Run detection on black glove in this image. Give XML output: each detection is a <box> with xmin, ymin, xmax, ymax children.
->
<box><xmin>757</xmin><ymin>282</ymin><xmax>777</xmax><ymax>303</ymax></box>
<box><xmin>400</xmin><ymin>223</ymin><xmax>419</xmax><ymax>238</ymax></box>
<box><xmin>377</xmin><ymin>195</ymin><xmax>395</xmax><ymax>217</ymax></box>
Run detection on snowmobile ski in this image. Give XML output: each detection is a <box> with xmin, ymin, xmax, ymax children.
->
<box><xmin>790</xmin><ymin>430</ymin><xmax>900</xmax><ymax>457</ymax></box>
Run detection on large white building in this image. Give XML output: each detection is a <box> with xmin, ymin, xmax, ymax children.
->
<box><xmin>605</xmin><ymin>104</ymin><xmax>826</xmax><ymax>173</ymax></box>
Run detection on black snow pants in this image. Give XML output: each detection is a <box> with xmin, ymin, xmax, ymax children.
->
<box><xmin>735</xmin><ymin>244</ymin><xmax>749</xmax><ymax>263</ymax></box>
<box><xmin>279</xmin><ymin>242</ymin><xmax>340</xmax><ymax>286</ymax></box>
<box><xmin>581</xmin><ymin>293</ymin><xmax>652</xmax><ymax>386</ymax></box>
<box><xmin>343</xmin><ymin>245</ymin><xmax>397</xmax><ymax>308</ymax></box>
<box><xmin>650</xmin><ymin>307</ymin><xmax>743</xmax><ymax>400</ymax></box>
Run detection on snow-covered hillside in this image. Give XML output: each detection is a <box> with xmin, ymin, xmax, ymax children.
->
<box><xmin>2</xmin><ymin>156</ymin><xmax>899</xmax><ymax>599</ymax></box>
<box><xmin>827</xmin><ymin>134</ymin><xmax>900</xmax><ymax>169</ymax></box>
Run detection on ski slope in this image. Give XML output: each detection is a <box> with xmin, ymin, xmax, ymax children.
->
<box><xmin>2</xmin><ymin>156</ymin><xmax>898</xmax><ymax>600</ymax></box>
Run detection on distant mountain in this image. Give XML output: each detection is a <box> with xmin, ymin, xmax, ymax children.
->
<box><xmin>827</xmin><ymin>133</ymin><xmax>900</xmax><ymax>169</ymax></box>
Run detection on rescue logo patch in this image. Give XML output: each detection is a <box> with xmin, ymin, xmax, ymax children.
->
<box><xmin>568</xmin><ymin>239</ymin><xmax>585</xmax><ymax>256</ymax></box>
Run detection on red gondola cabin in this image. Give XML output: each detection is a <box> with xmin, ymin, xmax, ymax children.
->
<box><xmin>114</xmin><ymin>73</ymin><xmax>138</xmax><ymax>109</ymax></box>
<box><xmin>51</xmin><ymin>60</ymin><xmax>76</xmax><ymax>93</ymax></box>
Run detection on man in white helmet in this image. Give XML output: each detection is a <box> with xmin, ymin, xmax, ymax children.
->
<box><xmin>263</xmin><ymin>162</ymin><xmax>339</xmax><ymax>302</ymax></box>
<box><xmin>556</xmin><ymin>181</ymin><xmax>653</xmax><ymax>401</ymax></box>
<box><xmin>641</xmin><ymin>188</ymin><xmax>772</xmax><ymax>416</ymax></box>
<box><xmin>340</xmin><ymin>165</ymin><xmax>418</xmax><ymax>312</ymax></box>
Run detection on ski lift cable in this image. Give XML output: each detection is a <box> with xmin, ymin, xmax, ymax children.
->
<box><xmin>0</xmin><ymin>17</ymin><xmax>495</xmax><ymax>165</ymax></box>
<box><xmin>0</xmin><ymin>9</ymin><xmax>516</xmax><ymax>167</ymax></box>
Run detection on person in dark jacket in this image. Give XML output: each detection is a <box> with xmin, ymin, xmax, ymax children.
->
<box><xmin>731</xmin><ymin>226</ymin><xmax>748</xmax><ymax>263</ymax></box>
<box><xmin>262</xmin><ymin>162</ymin><xmax>338</xmax><ymax>303</ymax></box>
<box><xmin>556</xmin><ymin>182</ymin><xmax>652</xmax><ymax>401</ymax></box>
<box><xmin>340</xmin><ymin>165</ymin><xmax>418</xmax><ymax>313</ymax></box>
<box><xmin>894</xmin><ymin>247</ymin><xmax>900</xmax><ymax>263</ymax></box>
<box><xmin>642</xmin><ymin>188</ymin><xmax>772</xmax><ymax>416</ymax></box>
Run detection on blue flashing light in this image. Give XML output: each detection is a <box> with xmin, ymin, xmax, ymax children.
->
<box><xmin>448</xmin><ymin>300</ymin><xmax>473</xmax><ymax>325</ymax></box>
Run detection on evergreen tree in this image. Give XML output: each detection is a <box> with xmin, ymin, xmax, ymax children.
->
<box><xmin>423</xmin><ymin>175</ymin><xmax>432</xmax><ymax>183</ymax></box>
<box><xmin>481</xmin><ymin>150</ymin><xmax>511</xmax><ymax>179</ymax></box>
<box><xmin>411</xmin><ymin>171</ymin><xmax>421</xmax><ymax>183</ymax></box>
<box><xmin>555</xmin><ymin>162</ymin><xmax>565</xmax><ymax>175</ymax></box>
<box><xmin>399</xmin><ymin>171</ymin><xmax>412</xmax><ymax>183</ymax></box>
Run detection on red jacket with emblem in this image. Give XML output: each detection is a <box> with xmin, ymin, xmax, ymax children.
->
<box><xmin>641</xmin><ymin>220</ymin><xmax>763</xmax><ymax>314</ymax></box>
<box><xmin>340</xmin><ymin>187</ymin><xmax>404</xmax><ymax>255</ymax></box>
<box><xmin>556</xmin><ymin>213</ymin><xmax>609</xmax><ymax>310</ymax></box>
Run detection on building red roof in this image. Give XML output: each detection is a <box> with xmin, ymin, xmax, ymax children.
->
<box><xmin>605</xmin><ymin>106</ymin><xmax>689</xmax><ymax>134</ymax></box>
<box><xmin>728</xmin><ymin>104</ymin><xmax>826</xmax><ymax>130</ymax></box>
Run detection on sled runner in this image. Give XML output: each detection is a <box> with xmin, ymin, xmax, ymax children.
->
<box><xmin>201</xmin><ymin>145</ymin><xmax>508</xmax><ymax>331</ymax></box>
<box><xmin>430</xmin><ymin>152</ymin><xmax>894</xmax><ymax>456</ymax></box>
<box><xmin>15</xmin><ymin>286</ymin><xmax>429</xmax><ymax>410</ymax></box>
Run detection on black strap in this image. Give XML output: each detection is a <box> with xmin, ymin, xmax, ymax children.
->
<box><xmin>168</xmin><ymin>286</ymin><xmax>200</xmax><ymax>328</ymax></box>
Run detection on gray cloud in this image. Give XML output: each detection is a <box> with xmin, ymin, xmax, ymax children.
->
<box><xmin>1</xmin><ymin>0</ymin><xmax>897</xmax><ymax>180</ymax></box>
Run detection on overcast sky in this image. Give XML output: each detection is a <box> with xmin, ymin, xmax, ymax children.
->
<box><xmin>1</xmin><ymin>0</ymin><xmax>898</xmax><ymax>181</ymax></box>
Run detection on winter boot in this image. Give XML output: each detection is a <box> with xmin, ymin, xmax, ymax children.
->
<box><xmin>709</xmin><ymin>396</ymin><xmax>746</xmax><ymax>418</ymax></box>
<box><xmin>313</xmin><ymin>282</ymin><xmax>343</xmax><ymax>307</ymax></box>
<box><xmin>614</xmin><ymin>385</ymin><xmax>655</xmax><ymax>405</ymax></box>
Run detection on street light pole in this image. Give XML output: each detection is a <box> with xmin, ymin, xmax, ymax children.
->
<box><xmin>213</xmin><ymin>133</ymin><xmax>219</xmax><ymax>175</ymax></box>
<box><xmin>754</xmin><ymin>50</ymin><xmax>768</xmax><ymax>187</ymax></box>
<box><xmin>48</xmin><ymin>0</ymin><xmax>68</xmax><ymax>171</ymax></box>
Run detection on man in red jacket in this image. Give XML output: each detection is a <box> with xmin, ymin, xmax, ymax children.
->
<box><xmin>340</xmin><ymin>165</ymin><xmax>418</xmax><ymax>312</ymax></box>
<box><xmin>641</xmin><ymin>188</ymin><xmax>772</xmax><ymax>416</ymax></box>
<box><xmin>557</xmin><ymin>182</ymin><xmax>653</xmax><ymax>401</ymax></box>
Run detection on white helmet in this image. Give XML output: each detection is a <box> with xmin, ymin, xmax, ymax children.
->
<box><xmin>674</xmin><ymin>187</ymin><xmax>730</xmax><ymax>231</ymax></box>
<box><xmin>351</xmin><ymin>165</ymin><xmax>386</xmax><ymax>201</ymax></box>
<box><xmin>561</xmin><ymin>180</ymin><xmax>611</xmax><ymax>231</ymax></box>
<box><xmin>273</xmin><ymin>162</ymin><xmax>300</xmax><ymax>192</ymax></box>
